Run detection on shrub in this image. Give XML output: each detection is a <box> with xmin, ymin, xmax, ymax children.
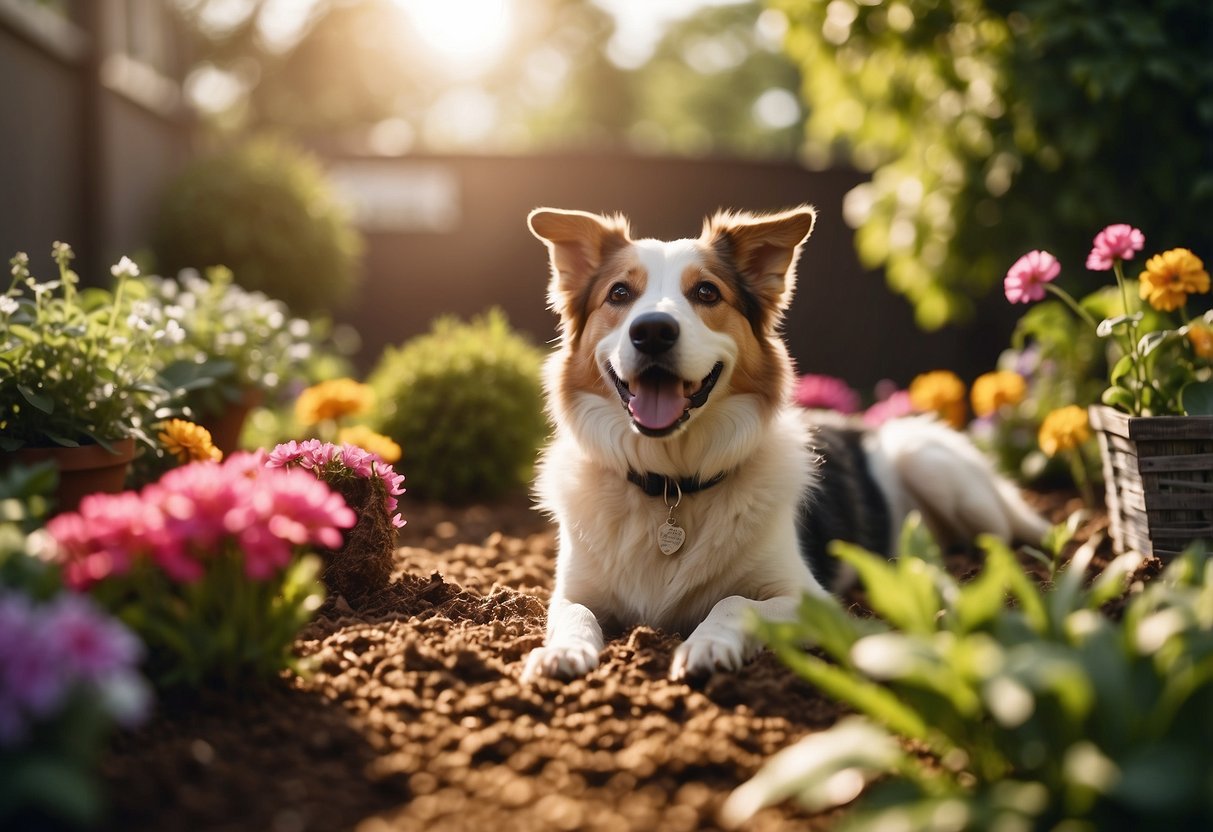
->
<box><xmin>367</xmin><ymin>310</ymin><xmax>547</xmax><ymax>503</ymax></box>
<box><xmin>151</xmin><ymin>137</ymin><xmax>361</xmax><ymax>316</ymax></box>
<box><xmin>721</xmin><ymin>520</ymin><xmax>1213</xmax><ymax>830</ymax></box>
<box><xmin>45</xmin><ymin>454</ymin><xmax>352</xmax><ymax>688</ymax></box>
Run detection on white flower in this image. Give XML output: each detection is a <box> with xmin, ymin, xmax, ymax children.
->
<box><xmin>0</xmin><ymin>295</ymin><xmax>17</xmax><ymax>315</ymax></box>
<box><xmin>163</xmin><ymin>319</ymin><xmax>186</xmax><ymax>344</ymax></box>
<box><xmin>26</xmin><ymin>279</ymin><xmax>61</xmax><ymax>297</ymax></box>
<box><xmin>110</xmin><ymin>256</ymin><xmax>140</xmax><ymax>280</ymax></box>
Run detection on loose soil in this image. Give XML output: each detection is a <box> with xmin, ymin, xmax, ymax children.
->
<box><xmin>100</xmin><ymin>490</ymin><xmax>1114</xmax><ymax>832</ymax></box>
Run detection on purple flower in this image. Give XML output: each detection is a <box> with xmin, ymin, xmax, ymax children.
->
<box><xmin>793</xmin><ymin>374</ymin><xmax>860</xmax><ymax>413</ymax></box>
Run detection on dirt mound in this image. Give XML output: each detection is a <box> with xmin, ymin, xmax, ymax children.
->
<box><xmin>101</xmin><ymin>494</ymin><xmax>845</xmax><ymax>832</ymax></box>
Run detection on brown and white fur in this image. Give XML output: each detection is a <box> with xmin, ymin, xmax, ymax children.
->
<box><xmin>522</xmin><ymin>206</ymin><xmax>1048</xmax><ymax>682</ymax></box>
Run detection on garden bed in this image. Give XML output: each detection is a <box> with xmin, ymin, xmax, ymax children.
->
<box><xmin>100</xmin><ymin>490</ymin><xmax>1104</xmax><ymax>832</ymax></box>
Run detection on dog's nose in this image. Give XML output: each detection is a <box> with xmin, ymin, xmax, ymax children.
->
<box><xmin>629</xmin><ymin>312</ymin><xmax>680</xmax><ymax>355</ymax></box>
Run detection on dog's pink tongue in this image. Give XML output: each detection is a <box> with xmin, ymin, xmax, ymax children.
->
<box><xmin>629</xmin><ymin>375</ymin><xmax>688</xmax><ymax>430</ymax></box>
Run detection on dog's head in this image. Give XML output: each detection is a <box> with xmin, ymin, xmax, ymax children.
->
<box><xmin>528</xmin><ymin>206</ymin><xmax>815</xmax><ymax>442</ymax></box>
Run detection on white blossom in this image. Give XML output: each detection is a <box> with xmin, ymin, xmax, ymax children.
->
<box><xmin>0</xmin><ymin>295</ymin><xmax>17</xmax><ymax>315</ymax></box>
<box><xmin>110</xmin><ymin>256</ymin><xmax>140</xmax><ymax>280</ymax></box>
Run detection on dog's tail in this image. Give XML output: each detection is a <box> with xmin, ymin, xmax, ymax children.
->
<box><xmin>870</xmin><ymin>416</ymin><xmax>1050</xmax><ymax>546</ymax></box>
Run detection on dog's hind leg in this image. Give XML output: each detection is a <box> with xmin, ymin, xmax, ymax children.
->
<box><xmin>873</xmin><ymin>416</ymin><xmax>1050</xmax><ymax>546</ymax></box>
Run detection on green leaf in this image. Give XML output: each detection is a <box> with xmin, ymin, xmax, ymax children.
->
<box><xmin>720</xmin><ymin>717</ymin><xmax>904</xmax><ymax>825</ymax></box>
<box><xmin>1179</xmin><ymin>380</ymin><xmax>1213</xmax><ymax>416</ymax></box>
<box><xmin>1101</xmin><ymin>386</ymin><xmax>1136</xmax><ymax>412</ymax></box>
<box><xmin>1138</xmin><ymin>329</ymin><xmax>1178</xmax><ymax>357</ymax></box>
<box><xmin>832</xmin><ymin>541</ymin><xmax>941</xmax><ymax>634</ymax></box>
<box><xmin>16</xmin><ymin>384</ymin><xmax>53</xmax><ymax>414</ymax></box>
<box><xmin>1108</xmin><ymin>354</ymin><xmax>1135</xmax><ymax>385</ymax></box>
<box><xmin>952</xmin><ymin>547</ymin><xmax>1015</xmax><ymax>633</ymax></box>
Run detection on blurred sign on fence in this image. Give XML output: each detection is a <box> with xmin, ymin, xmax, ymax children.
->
<box><xmin>328</xmin><ymin>161</ymin><xmax>461</xmax><ymax>233</ymax></box>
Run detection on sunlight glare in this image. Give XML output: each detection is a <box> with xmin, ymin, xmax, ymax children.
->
<box><xmin>395</xmin><ymin>0</ymin><xmax>512</xmax><ymax>73</ymax></box>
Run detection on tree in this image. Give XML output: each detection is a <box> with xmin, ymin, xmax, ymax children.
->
<box><xmin>775</xmin><ymin>0</ymin><xmax>1213</xmax><ymax>328</ymax></box>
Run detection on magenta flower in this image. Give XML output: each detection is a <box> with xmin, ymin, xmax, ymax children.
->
<box><xmin>863</xmin><ymin>390</ymin><xmax>914</xmax><ymax>427</ymax></box>
<box><xmin>793</xmin><ymin>374</ymin><xmax>860</xmax><ymax>414</ymax></box>
<box><xmin>267</xmin><ymin>440</ymin><xmax>407</xmax><ymax>529</ymax></box>
<box><xmin>1086</xmin><ymin>224</ymin><xmax>1145</xmax><ymax>271</ymax></box>
<box><xmin>1004</xmin><ymin>250</ymin><xmax>1061</xmax><ymax>303</ymax></box>
<box><xmin>48</xmin><ymin>454</ymin><xmax>356</xmax><ymax>590</ymax></box>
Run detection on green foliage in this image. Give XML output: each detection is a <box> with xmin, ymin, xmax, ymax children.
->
<box><xmin>0</xmin><ymin>245</ymin><xmax>168</xmax><ymax>451</ymax></box>
<box><xmin>726</xmin><ymin>517</ymin><xmax>1213</xmax><ymax>829</ymax></box>
<box><xmin>152</xmin><ymin>137</ymin><xmax>362</xmax><ymax>316</ymax></box>
<box><xmin>94</xmin><ymin>551</ymin><xmax>323</xmax><ymax>690</ymax></box>
<box><xmin>774</xmin><ymin>0</ymin><xmax>1213</xmax><ymax>328</ymax></box>
<box><xmin>0</xmin><ymin>462</ymin><xmax>60</xmax><ymax>598</ymax></box>
<box><xmin>367</xmin><ymin>310</ymin><xmax>547</xmax><ymax>503</ymax></box>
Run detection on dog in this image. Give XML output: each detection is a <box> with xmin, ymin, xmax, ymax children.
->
<box><xmin>521</xmin><ymin>205</ymin><xmax>1049</xmax><ymax>682</ymax></box>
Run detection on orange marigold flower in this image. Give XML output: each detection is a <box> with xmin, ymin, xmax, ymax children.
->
<box><xmin>295</xmin><ymin>378</ymin><xmax>374</xmax><ymax>426</ymax></box>
<box><xmin>1138</xmin><ymin>248</ymin><xmax>1210</xmax><ymax>312</ymax></box>
<box><xmin>337</xmin><ymin>425</ymin><xmax>402</xmax><ymax>464</ymax></box>
<box><xmin>1038</xmin><ymin>405</ymin><xmax>1090</xmax><ymax>457</ymax></box>
<box><xmin>159</xmin><ymin>419</ymin><xmax>222</xmax><ymax>464</ymax></box>
<box><xmin>1187</xmin><ymin>323</ymin><xmax>1213</xmax><ymax>361</ymax></box>
<box><xmin>970</xmin><ymin>370</ymin><xmax>1027</xmax><ymax>418</ymax></box>
<box><xmin>909</xmin><ymin>370</ymin><xmax>967</xmax><ymax>429</ymax></box>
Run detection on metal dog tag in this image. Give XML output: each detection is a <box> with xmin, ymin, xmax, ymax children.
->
<box><xmin>658</xmin><ymin>518</ymin><xmax>686</xmax><ymax>556</ymax></box>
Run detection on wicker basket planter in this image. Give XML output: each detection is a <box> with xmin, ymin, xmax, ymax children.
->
<box><xmin>1089</xmin><ymin>404</ymin><xmax>1213</xmax><ymax>559</ymax></box>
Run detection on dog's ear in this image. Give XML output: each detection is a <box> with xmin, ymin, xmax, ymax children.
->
<box><xmin>702</xmin><ymin>205</ymin><xmax>816</xmax><ymax>321</ymax></box>
<box><xmin>528</xmin><ymin>208</ymin><xmax>631</xmax><ymax>322</ymax></box>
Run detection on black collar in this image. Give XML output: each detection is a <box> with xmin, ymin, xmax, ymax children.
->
<box><xmin>626</xmin><ymin>470</ymin><xmax>727</xmax><ymax>498</ymax></box>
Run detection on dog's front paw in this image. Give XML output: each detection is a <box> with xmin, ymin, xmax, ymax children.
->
<box><xmin>521</xmin><ymin>642</ymin><xmax>600</xmax><ymax>682</ymax></box>
<box><xmin>668</xmin><ymin>631</ymin><xmax>745</xmax><ymax>681</ymax></box>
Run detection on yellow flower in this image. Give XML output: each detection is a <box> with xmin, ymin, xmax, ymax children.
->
<box><xmin>970</xmin><ymin>370</ymin><xmax>1027</xmax><ymax>418</ymax></box>
<box><xmin>1038</xmin><ymin>405</ymin><xmax>1090</xmax><ymax>457</ymax></box>
<box><xmin>295</xmin><ymin>378</ymin><xmax>374</xmax><ymax>426</ymax></box>
<box><xmin>1138</xmin><ymin>248</ymin><xmax>1210</xmax><ymax>312</ymax></box>
<box><xmin>909</xmin><ymin>370</ymin><xmax>967</xmax><ymax>428</ymax></box>
<box><xmin>337</xmin><ymin>425</ymin><xmax>402</xmax><ymax>464</ymax></box>
<box><xmin>1187</xmin><ymin>323</ymin><xmax>1213</xmax><ymax>361</ymax></box>
<box><xmin>159</xmin><ymin>419</ymin><xmax>222</xmax><ymax>464</ymax></box>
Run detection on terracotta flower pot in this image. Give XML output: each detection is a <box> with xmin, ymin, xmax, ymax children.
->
<box><xmin>199</xmin><ymin>388</ymin><xmax>264</xmax><ymax>454</ymax></box>
<box><xmin>4</xmin><ymin>437</ymin><xmax>137</xmax><ymax>513</ymax></box>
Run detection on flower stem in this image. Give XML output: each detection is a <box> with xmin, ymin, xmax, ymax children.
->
<box><xmin>1044</xmin><ymin>283</ymin><xmax>1100</xmax><ymax>330</ymax></box>
<box><xmin>1068</xmin><ymin>445</ymin><xmax>1095</xmax><ymax>508</ymax></box>
<box><xmin>1110</xmin><ymin>259</ymin><xmax>1149</xmax><ymax>415</ymax></box>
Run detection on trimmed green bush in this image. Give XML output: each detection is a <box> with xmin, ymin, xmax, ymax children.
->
<box><xmin>367</xmin><ymin>310</ymin><xmax>547</xmax><ymax>503</ymax></box>
<box><xmin>152</xmin><ymin>137</ymin><xmax>361</xmax><ymax>316</ymax></box>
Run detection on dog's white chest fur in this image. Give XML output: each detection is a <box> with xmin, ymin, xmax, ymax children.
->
<box><xmin>536</xmin><ymin>408</ymin><xmax>821</xmax><ymax>636</ymax></box>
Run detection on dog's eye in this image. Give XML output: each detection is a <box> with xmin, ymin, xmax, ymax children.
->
<box><xmin>607</xmin><ymin>283</ymin><xmax>632</xmax><ymax>305</ymax></box>
<box><xmin>693</xmin><ymin>281</ymin><xmax>721</xmax><ymax>305</ymax></box>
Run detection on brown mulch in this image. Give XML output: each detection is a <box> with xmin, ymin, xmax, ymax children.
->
<box><xmin>99</xmin><ymin>490</ymin><xmax>1118</xmax><ymax>832</ymax></box>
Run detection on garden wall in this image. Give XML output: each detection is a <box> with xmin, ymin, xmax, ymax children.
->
<box><xmin>329</xmin><ymin>151</ymin><xmax>1021</xmax><ymax>389</ymax></box>
<box><xmin>0</xmin><ymin>0</ymin><xmax>187</xmax><ymax>277</ymax></box>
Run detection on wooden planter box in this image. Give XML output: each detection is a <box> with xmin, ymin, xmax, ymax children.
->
<box><xmin>1089</xmin><ymin>405</ymin><xmax>1213</xmax><ymax>559</ymax></box>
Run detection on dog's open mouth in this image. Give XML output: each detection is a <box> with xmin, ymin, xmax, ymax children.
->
<box><xmin>607</xmin><ymin>361</ymin><xmax>725</xmax><ymax>437</ymax></box>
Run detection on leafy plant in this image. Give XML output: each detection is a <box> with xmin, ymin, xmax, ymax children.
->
<box><xmin>145</xmin><ymin>266</ymin><xmax>324</xmax><ymax>420</ymax></box>
<box><xmin>773</xmin><ymin>0</ymin><xmax>1213</xmax><ymax>328</ymax></box>
<box><xmin>0</xmin><ymin>244</ymin><xmax>169</xmax><ymax>451</ymax></box>
<box><xmin>151</xmin><ymin>137</ymin><xmax>362</xmax><ymax>316</ymax></box>
<box><xmin>722</xmin><ymin>518</ymin><xmax>1213</xmax><ymax>830</ymax></box>
<box><xmin>45</xmin><ymin>454</ymin><xmax>352</xmax><ymax>688</ymax></box>
<box><xmin>367</xmin><ymin>310</ymin><xmax>547</xmax><ymax>503</ymax></box>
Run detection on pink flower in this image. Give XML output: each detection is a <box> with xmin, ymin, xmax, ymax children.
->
<box><xmin>47</xmin><ymin>454</ymin><xmax>356</xmax><ymax>588</ymax></box>
<box><xmin>793</xmin><ymin>374</ymin><xmax>860</xmax><ymax>413</ymax></box>
<box><xmin>863</xmin><ymin>390</ymin><xmax>914</xmax><ymax>427</ymax></box>
<box><xmin>1086</xmin><ymin>224</ymin><xmax>1144</xmax><ymax>271</ymax></box>
<box><xmin>268</xmin><ymin>439</ymin><xmax>407</xmax><ymax>529</ymax></box>
<box><xmin>1004</xmin><ymin>250</ymin><xmax>1061</xmax><ymax>303</ymax></box>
